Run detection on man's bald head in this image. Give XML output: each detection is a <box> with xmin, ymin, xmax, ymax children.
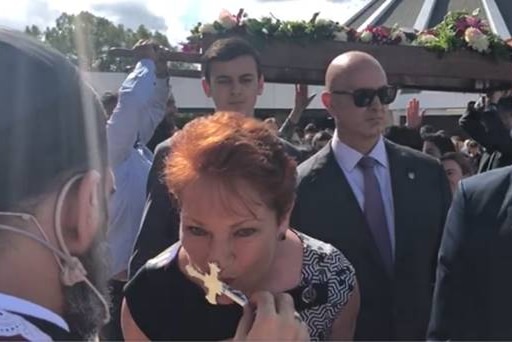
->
<box><xmin>325</xmin><ymin>51</ymin><xmax>386</xmax><ymax>90</ymax></box>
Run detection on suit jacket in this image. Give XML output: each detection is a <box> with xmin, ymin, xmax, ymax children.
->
<box><xmin>428</xmin><ymin>166</ymin><xmax>512</xmax><ymax>340</ymax></box>
<box><xmin>129</xmin><ymin>138</ymin><xmax>180</xmax><ymax>277</ymax></box>
<box><xmin>129</xmin><ymin>136</ymin><xmax>308</xmax><ymax>278</ymax></box>
<box><xmin>290</xmin><ymin>140</ymin><xmax>451</xmax><ymax>340</ymax></box>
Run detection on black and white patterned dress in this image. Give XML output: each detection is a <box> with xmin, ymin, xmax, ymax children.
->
<box><xmin>124</xmin><ymin>231</ymin><xmax>356</xmax><ymax>340</ymax></box>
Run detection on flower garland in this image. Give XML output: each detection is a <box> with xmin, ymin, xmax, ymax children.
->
<box><xmin>415</xmin><ymin>8</ymin><xmax>509</xmax><ymax>58</ymax></box>
<box><xmin>181</xmin><ymin>8</ymin><xmax>512</xmax><ymax>59</ymax></box>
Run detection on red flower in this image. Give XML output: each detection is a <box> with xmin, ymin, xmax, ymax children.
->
<box><xmin>455</xmin><ymin>17</ymin><xmax>469</xmax><ymax>36</ymax></box>
<box><xmin>180</xmin><ymin>42</ymin><xmax>200</xmax><ymax>53</ymax></box>
<box><xmin>466</xmin><ymin>16</ymin><xmax>482</xmax><ymax>28</ymax></box>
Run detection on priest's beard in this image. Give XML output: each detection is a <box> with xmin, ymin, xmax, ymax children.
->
<box><xmin>62</xmin><ymin>218</ymin><xmax>110</xmax><ymax>340</ymax></box>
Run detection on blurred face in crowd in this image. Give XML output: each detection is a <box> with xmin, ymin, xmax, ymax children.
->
<box><xmin>465</xmin><ymin>140</ymin><xmax>480</xmax><ymax>157</ymax></box>
<box><xmin>313</xmin><ymin>137</ymin><xmax>330</xmax><ymax>151</ymax></box>
<box><xmin>167</xmin><ymin>94</ymin><xmax>177</xmax><ymax>114</ymax></box>
<box><xmin>179</xmin><ymin>176</ymin><xmax>287</xmax><ymax>300</ymax></box>
<box><xmin>498</xmin><ymin>109</ymin><xmax>512</xmax><ymax>131</ymax></box>
<box><xmin>442</xmin><ymin>159</ymin><xmax>464</xmax><ymax>194</ymax></box>
<box><xmin>423</xmin><ymin>141</ymin><xmax>442</xmax><ymax>159</ymax></box>
<box><xmin>202</xmin><ymin>55</ymin><xmax>264</xmax><ymax>116</ymax></box>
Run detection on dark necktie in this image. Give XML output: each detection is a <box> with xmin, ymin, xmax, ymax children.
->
<box><xmin>358</xmin><ymin>156</ymin><xmax>393</xmax><ymax>274</ymax></box>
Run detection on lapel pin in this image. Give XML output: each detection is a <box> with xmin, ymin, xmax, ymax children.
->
<box><xmin>408</xmin><ymin>171</ymin><xmax>415</xmax><ymax>180</ymax></box>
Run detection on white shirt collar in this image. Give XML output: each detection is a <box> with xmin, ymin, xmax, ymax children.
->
<box><xmin>331</xmin><ymin>132</ymin><xmax>388</xmax><ymax>172</ymax></box>
<box><xmin>0</xmin><ymin>293</ymin><xmax>69</xmax><ymax>331</ymax></box>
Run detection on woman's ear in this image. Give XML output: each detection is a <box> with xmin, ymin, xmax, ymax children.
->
<box><xmin>278</xmin><ymin>198</ymin><xmax>296</xmax><ymax>236</ymax></box>
<box><xmin>61</xmin><ymin>170</ymin><xmax>102</xmax><ymax>255</ymax></box>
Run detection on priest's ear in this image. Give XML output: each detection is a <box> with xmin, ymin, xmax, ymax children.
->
<box><xmin>60</xmin><ymin>171</ymin><xmax>102</xmax><ymax>255</ymax></box>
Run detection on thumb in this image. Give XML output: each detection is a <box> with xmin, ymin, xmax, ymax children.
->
<box><xmin>233</xmin><ymin>305</ymin><xmax>254</xmax><ymax>341</ymax></box>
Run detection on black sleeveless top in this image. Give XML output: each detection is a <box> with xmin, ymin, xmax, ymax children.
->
<box><xmin>124</xmin><ymin>232</ymin><xmax>356</xmax><ymax>341</ymax></box>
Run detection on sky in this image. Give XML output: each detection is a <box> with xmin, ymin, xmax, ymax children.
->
<box><xmin>0</xmin><ymin>0</ymin><xmax>371</xmax><ymax>44</ymax></box>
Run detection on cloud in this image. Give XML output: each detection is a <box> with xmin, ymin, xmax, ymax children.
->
<box><xmin>92</xmin><ymin>1</ymin><xmax>167</xmax><ymax>31</ymax></box>
<box><xmin>0</xmin><ymin>0</ymin><xmax>60</xmax><ymax>30</ymax></box>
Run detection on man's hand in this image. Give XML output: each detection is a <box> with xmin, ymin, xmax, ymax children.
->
<box><xmin>233</xmin><ymin>292</ymin><xmax>309</xmax><ymax>341</ymax></box>
<box><xmin>294</xmin><ymin>84</ymin><xmax>316</xmax><ymax>112</ymax></box>
<box><xmin>132</xmin><ymin>39</ymin><xmax>158</xmax><ymax>63</ymax></box>
<box><xmin>485</xmin><ymin>89</ymin><xmax>512</xmax><ymax>105</ymax></box>
<box><xmin>406</xmin><ymin>98</ymin><xmax>425</xmax><ymax>129</ymax></box>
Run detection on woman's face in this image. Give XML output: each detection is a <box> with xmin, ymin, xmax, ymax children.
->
<box><xmin>423</xmin><ymin>141</ymin><xmax>441</xmax><ymax>159</ymax></box>
<box><xmin>442</xmin><ymin>159</ymin><xmax>464</xmax><ymax>194</ymax></box>
<box><xmin>179</xmin><ymin>176</ymin><xmax>287</xmax><ymax>295</ymax></box>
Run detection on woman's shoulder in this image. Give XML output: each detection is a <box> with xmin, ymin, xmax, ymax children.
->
<box><xmin>126</xmin><ymin>243</ymin><xmax>181</xmax><ymax>291</ymax></box>
<box><xmin>292</xmin><ymin>232</ymin><xmax>357</xmax><ymax>339</ymax></box>
<box><xmin>298</xmin><ymin>232</ymin><xmax>355</xmax><ymax>277</ymax></box>
<box><xmin>124</xmin><ymin>243</ymin><xmax>208</xmax><ymax>339</ymax></box>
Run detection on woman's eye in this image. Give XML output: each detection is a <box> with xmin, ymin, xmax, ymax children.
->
<box><xmin>187</xmin><ymin>226</ymin><xmax>208</xmax><ymax>236</ymax></box>
<box><xmin>234</xmin><ymin>228</ymin><xmax>257</xmax><ymax>238</ymax></box>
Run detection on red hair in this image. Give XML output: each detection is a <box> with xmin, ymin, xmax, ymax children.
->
<box><xmin>165</xmin><ymin>112</ymin><xmax>297</xmax><ymax>221</ymax></box>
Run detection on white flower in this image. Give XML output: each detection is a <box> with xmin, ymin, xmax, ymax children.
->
<box><xmin>200</xmin><ymin>23</ymin><xmax>217</xmax><ymax>34</ymax></box>
<box><xmin>391</xmin><ymin>30</ymin><xmax>407</xmax><ymax>44</ymax></box>
<box><xmin>333</xmin><ymin>30</ymin><xmax>347</xmax><ymax>41</ymax></box>
<box><xmin>218</xmin><ymin>9</ymin><xmax>237</xmax><ymax>29</ymax></box>
<box><xmin>360</xmin><ymin>30</ymin><xmax>373</xmax><ymax>43</ymax></box>
<box><xmin>417</xmin><ymin>34</ymin><xmax>438</xmax><ymax>44</ymax></box>
<box><xmin>465</xmin><ymin>27</ymin><xmax>489</xmax><ymax>52</ymax></box>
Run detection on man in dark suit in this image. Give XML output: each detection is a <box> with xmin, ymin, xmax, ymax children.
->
<box><xmin>459</xmin><ymin>95</ymin><xmax>512</xmax><ymax>173</ymax></box>
<box><xmin>129</xmin><ymin>37</ymin><xmax>305</xmax><ymax>276</ymax></box>
<box><xmin>428</xmin><ymin>165</ymin><xmax>512</xmax><ymax>340</ymax></box>
<box><xmin>290</xmin><ymin>51</ymin><xmax>452</xmax><ymax>340</ymax></box>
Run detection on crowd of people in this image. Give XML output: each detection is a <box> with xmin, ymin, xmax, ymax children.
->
<box><xmin>2</xmin><ymin>25</ymin><xmax>512</xmax><ymax>342</ymax></box>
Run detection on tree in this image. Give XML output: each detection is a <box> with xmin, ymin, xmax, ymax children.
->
<box><xmin>25</xmin><ymin>11</ymin><xmax>196</xmax><ymax>72</ymax></box>
<box><xmin>24</xmin><ymin>25</ymin><xmax>42</xmax><ymax>39</ymax></box>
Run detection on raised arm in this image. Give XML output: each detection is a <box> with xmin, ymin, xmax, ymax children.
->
<box><xmin>107</xmin><ymin>40</ymin><xmax>157</xmax><ymax>167</ymax></box>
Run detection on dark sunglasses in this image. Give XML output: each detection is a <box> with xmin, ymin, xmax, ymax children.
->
<box><xmin>331</xmin><ymin>85</ymin><xmax>398</xmax><ymax>107</ymax></box>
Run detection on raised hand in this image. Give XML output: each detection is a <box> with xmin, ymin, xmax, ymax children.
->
<box><xmin>406</xmin><ymin>98</ymin><xmax>425</xmax><ymax>129</ymax></box>
<box><xmin>132</xmin><ymin>39</ymin><xmax>158</xmax><ymax>63</ymax></box>
<box><xmin>294</xmin><ymin>84</ymin><xmax>316</xmax><ymax>112</ymax></box>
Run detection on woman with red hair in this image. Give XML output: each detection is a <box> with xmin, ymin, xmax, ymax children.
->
<box><xmin>121</xmin><ymin>112</ymin><xmax>359</xmax><ymax>341</ymax></box>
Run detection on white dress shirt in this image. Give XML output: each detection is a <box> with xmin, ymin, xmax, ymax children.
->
<box><xmin>331</xmin><ymin>133</ymin><xmax>396</xmax><ymax>254</ymax></box>
<box><xmin>106</xmin><ymin>59</ymin><xmax>169</xmax><ymax>277</ymax></box>
<box><xmin>0</xmin><ymin>292</ymin><xmax>68</xmax><ymax>340</ymax></box>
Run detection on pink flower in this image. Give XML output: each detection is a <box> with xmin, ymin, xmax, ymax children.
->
<box><xmin>466</xmin><ymin>16</ymin><xmax>481</xmax><ymax>28</ymax></box>
<box><xmin>218</xmin><ymin>9</ymin><xmax>237</xmax><ymax>29</ymax></box>
<box><xmin>465</xmin><ymin>27</ymin><xmax>489</xmax><ymax>52</ymax></box>
<box><xmin>180</xmin><ymin>42</ymin><xmax>200</xmax><ymax>53</ymax></box>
